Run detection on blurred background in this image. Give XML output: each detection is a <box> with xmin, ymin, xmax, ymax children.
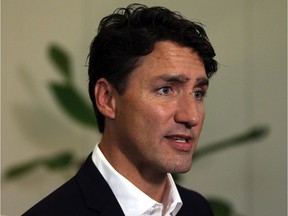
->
<box><xmin>1</xmin><ymin>0</ymin><xmax>287</xmax><ymax>215</ymax></box>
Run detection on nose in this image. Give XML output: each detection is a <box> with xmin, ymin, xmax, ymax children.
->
<box><xmin>174</xmin><ymin>97</ymin><xmax>202</xmax><ymax>129</ymax></box>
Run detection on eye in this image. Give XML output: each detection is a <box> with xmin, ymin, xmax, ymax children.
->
<box><xmin>193</xmin><ymin>90</ymin><xmax>206</xmax><ymax>101</ymax></box>
<box><xmin>157</xmin><ymin>86</ymin><xmax>172</xmax><ymax>95</ymax></box>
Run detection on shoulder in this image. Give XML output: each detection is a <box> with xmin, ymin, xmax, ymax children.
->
<box><xmin>22</xmin><ymin>154</ymin><xmax>123</xmax><ymax>216</ymax></box>
<box><xmin>22</xmin><ymin>177</ymin><xmax>87</xmax><ymax>216</ymax></box>
<box><xmin>176</xmin><ymin>184</ymin><xmax>214</xmax><ymax>216</ymax></box>
<box><xmin>22</xmin><ymin>154</ymin><xmax>99</xmax><ymax>216</ymax></box>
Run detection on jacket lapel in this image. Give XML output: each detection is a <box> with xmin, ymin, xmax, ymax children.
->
<box><xmin>75</xmin><ymin>154</ymin><xmax>125</xmax><ymax>216</ymax></box>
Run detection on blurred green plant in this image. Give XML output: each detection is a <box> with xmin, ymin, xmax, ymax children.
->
<box><xmin>48</xmin><ymin>45</ymin><xmax>97</xmax><ymax>128</ymax></box>
<box><xmin>4</xmin><ymin>44</ymin><xmax>269</xmax><ymax>216</ymax></box>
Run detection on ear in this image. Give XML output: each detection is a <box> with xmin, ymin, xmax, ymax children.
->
<box><xmin>94</xmin><ymin>78</ymin><xmax>116</xmax><ymax>119</ymax></box>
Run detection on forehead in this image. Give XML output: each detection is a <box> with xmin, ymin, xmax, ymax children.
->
<box><xmin>149</xmin><ymin>41</ymin><xmax>199</xmax><ymax>61</ymax></box>
<box><xmin>133</xmin><ymin>41</ymin><xmax>206</xmax><ymax>80</ymax></box>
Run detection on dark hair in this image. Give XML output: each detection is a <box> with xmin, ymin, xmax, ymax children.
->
<box><xmin>88</xmin><ymin>3</ymin><xmax>218</xmax><ymax>133</ymax></box>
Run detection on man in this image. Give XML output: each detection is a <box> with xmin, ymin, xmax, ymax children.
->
<box><xmin>23</xmin><ymin>4</ymin><xmax>217</xmax><ymax>216</ymax></box>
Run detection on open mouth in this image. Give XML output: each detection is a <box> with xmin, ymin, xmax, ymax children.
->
<box><xmin>165</xmin><ymin>135</ymin><xmax>193</xmax><ymax>151</ymax></box>
<box><xmin>170</xmin><ymin>137</ymin><xmax>187</xmax><ymax>143</ymax></box>
<box><xmin>165</xmin><ymin>135</ymin><xmax>192</xmax><ymax>143</ymax></box>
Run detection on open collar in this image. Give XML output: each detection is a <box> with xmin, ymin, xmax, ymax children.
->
<box><xmin>75</xmin><ymin>153</ymin><xmax>125</xmax><ymax>216</ymax></box>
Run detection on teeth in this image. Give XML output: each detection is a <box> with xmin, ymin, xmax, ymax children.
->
<box><xmin>172</xmin><ymin>137</ymin><xmax>186</xmax><ymax>143</ymax></box>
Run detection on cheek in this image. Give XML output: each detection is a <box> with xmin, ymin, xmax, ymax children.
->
<box><xmin>126</xmin><ymin>103</ymin><xmax>173</xmax><ymax>140</ymax></box>
<box><xmin>197</xmin><ymin>105</ymin><xmax>205</xmax><ymax>132</ymax></box>
<box><xmin>197</xmin><ymin>102</ymin><xmax>205</xmax><ymax>117</ymax></box>
<box><xmin>142</xmin><ymin>102</ymin><xmax>174</xmax><ymax>125</ymax></box>
<box><xmin>118</xmin><ymin>94</ymin><xmax>175</xmax><ymax>133</ymax></box>
<box><xmin>200</xmin><ymin>106</ymin><xmax>205</xmax><ymax>121</ymax></box>
<box><xmin>201</xmin><ymin>105</ymin><xmax>206</xmax><ymax>121</ymax></box>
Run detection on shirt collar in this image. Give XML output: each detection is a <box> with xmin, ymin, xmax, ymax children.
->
<box><xmin>92</xmin><ymin>143</ymin><xmax>183</xmax><ymax>216</ymax></box>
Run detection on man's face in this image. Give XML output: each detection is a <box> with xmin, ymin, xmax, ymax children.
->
<box><xmin>112</xmin><ymin>41</ymin><xmax>208</xmax><ymax>175</ymax></box>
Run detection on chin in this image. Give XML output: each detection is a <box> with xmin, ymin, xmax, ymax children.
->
<box><xmin>168</xmin><ymin>160</ymin><xmax>192</xmax><ymax>174</ymax></box>
<box><xmin>173</xmin><ymin>167</ymin><xmax>192</xmax><ymax>174</ymax></box>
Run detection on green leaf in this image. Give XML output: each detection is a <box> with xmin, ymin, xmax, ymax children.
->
<box><xmin>208</xmin><ymin>198</ymin><xmax>233</xmax><ymax>216</ymax></box>
<box><xmin>48</xmin><ymin>44</ymin><xmax>71</xmax><ymax>79</ymax></box>
<box><xmin>49</xmin><ymin>82</ymin><xmax>97</xmax><ymax>128</ymax></box>
<box><xmin>4</xmin><ymin>160</ymin><xmax>41</xmax><ymax>179</ymax></box>
<box><xmin>44</xmin><ymin>152</ymin><xmax>74</xmax><ymax>170</ymax></box>
<box><xmin>194</xmin><ymin>126</ymin><xmax>269</xmax><ymax>161</ymax></box>
<box><xmin>4</xmin><ymin>151</ymin><xmax>76</xmax><ymax>180</ymax></box>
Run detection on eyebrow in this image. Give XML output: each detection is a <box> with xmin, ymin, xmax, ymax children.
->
<box><xmin>156</xmin><ymin>74</ymin><xmax>209</xmax><ymax>86</ymax></box>
<box><xmin>196</xmin><ymin>77</ymin><xmax>209</xmax><ymax>87</ymax></box>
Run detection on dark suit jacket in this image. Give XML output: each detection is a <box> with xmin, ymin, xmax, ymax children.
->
<box><xmin>22</xmin><ymin>154</ymin><xmax>213</xmax><ymax>216</ymax></box>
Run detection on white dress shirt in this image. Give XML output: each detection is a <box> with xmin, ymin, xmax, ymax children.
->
<box><xmin>92</xmin><ymin>143</ymin><xmax>183</xmax><ymax>216</ymax></box>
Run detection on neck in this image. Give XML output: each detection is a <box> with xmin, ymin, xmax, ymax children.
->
<box><xmin>99</xmin><ymin>137</ymin><xmax>168</xmax><ymax>202</ymax></box>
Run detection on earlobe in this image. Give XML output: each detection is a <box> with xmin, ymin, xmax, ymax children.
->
<box><xmin>94</xmin><ymin>78</ymin><xmax>116</xmax><ymax>119</ymax></box>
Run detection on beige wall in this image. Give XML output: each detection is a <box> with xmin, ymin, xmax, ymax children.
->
<box><xmin>1</xmin><ymin>0</ymin><xmax>286</xmax><ymax>215</ymax></box>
